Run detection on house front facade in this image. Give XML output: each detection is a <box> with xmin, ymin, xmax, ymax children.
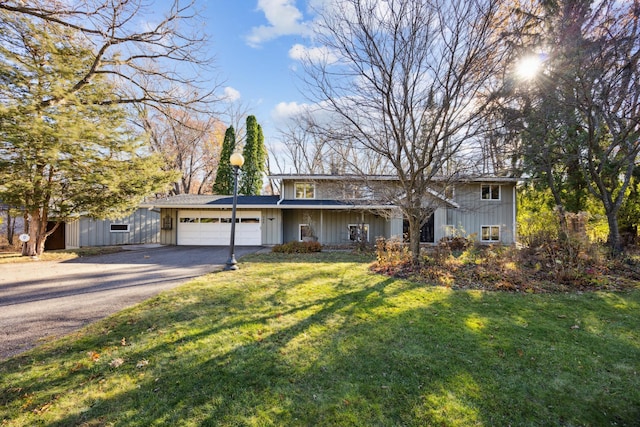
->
<box><xmin>147</xmin><ymin>175</ymin><xmax>519</xmax><ymax>247</ymax></box>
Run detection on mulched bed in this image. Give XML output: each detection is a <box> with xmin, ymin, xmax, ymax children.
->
<box><xmin>371</xmin><ymin>245</ymin><xmax>640</xmax><ymax>293</ymax></box>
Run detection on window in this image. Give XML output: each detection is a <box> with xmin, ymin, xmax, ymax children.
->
<box><xmin>444</xmin><ymin>185</ymin><xmax>455</xmax><ymax>200</ymax></box>
<box><xmin>200</xmin><ymin>218</ymin><xmax>219</xmax><ymax>223</ymax></box>
<box><xmin>241</xmin><ymin>218</ymin><xmax>260</xmax><ymax>223</ymax></box>
<box><xmin>348</xmin><ymin>224</ymin><xmax>369</xmax><ymax>242</ymax></box>
<box><xmin>299</xmin><ymin>224</ymin><xmax>313</xmax><ymax>241</ymax></box>
<box><xmin>295</xmin><ymin>182</ymin><xmax>315</xmax><ymax>199</ymax></box>
<box><xmin>110</xmin><ymin>224</ymin><xmax>130</xmax><ymax>233</ymax></box>
<box><xmin>481</xmin><ymin>184</ymin><xmax>500</xmax><ymax>200</ymax></box>
<box><xmin>481</xmin><ymin>226</ymin><xmax>500</xmax><ymax>242</ymax></box>
<box><xmin>179</xmin><ymin>217</ymin><xmax>199</xmax><ymax>223</ymax></box>
<box><xmin>162</xmin><ymin>216</ymin><xmax>173</xmax><ymax>230</ymax></box>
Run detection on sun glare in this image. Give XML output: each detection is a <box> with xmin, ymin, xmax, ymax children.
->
<box><xmin>516</xmin><ymin>54</ymin><xmax>544</xmax><ymax>81</ymax></box>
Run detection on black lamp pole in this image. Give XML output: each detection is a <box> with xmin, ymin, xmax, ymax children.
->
<box><xmin>225</xmin><ymin>155</ymin><xmax>243</xmax><ymax>270</ymax></box>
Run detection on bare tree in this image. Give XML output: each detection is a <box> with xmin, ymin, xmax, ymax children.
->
<box><xmin>0</xmin><ymin>0</ymin><xmax>221</xmax><ymax>115</ymax></box>
<box><xmin>299</xmin><ymin>0</ymin><xmax>507</xmax><ymax>260</ymax></box>
<box><xmin>139</xmin><ymin>106</ymin><xmax>225</xmax><ymax>195</ymax></box>
<box><xmin>275</xmin><ymin>112</ymin><xmax>335</xmax><ymax>174</ymax></box>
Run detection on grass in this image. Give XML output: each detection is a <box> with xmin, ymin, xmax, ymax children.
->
<box><xmin>0</xmin><ymin>246</ymin><xmax>124</xmax><ymax>263</ymax></box>
<box><xmin>1</xmin><ymin>252</ymin><xmax>639</xmax><ymax>426</ymax></box>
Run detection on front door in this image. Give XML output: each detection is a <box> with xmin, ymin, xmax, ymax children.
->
<box><xmin>403</xmin><ymin>213</ymin><xmax>434</xmax><ymax>243</ymax></box>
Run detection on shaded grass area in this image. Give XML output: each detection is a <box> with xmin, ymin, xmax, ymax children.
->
<box><xmin>0</xmin><ymin>246</ymin><xmax>124</xmax><ymax>263</ymax></box>
<box><xmin>1</xmin><ymin>252</ymin><xmax>639</xmax><ymax>426</ymax></box>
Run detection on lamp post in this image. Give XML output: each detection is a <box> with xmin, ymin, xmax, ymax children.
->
<box><xmin>225</xmin><ymin>152</ymin><xmax>244</xmax><ymax>270</ymax></box>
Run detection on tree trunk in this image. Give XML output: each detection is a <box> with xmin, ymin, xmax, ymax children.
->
<box><xmin>21</xmin><ymin>210</ymin><xmax>49</xmax><ymax>257</ymax></box>
<box><xmin>605</xmin><ymin>210</ymin><xmax>622</xmax><ymax>253</ymax></box>
<box><xmin>408</xmin><ymin>215</ymin><xmax>421</xmax><ymax>264</ymax></box>
<box><xmin>6</xmin><ymin>210</ymin><xmax>16</xmax><ymax>245</ymax></box>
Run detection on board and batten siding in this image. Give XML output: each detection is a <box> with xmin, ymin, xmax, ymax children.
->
<box><xmin>261</xmin><ymin>208</ymin><xmax>282</xmax><ymax>245</ymax></box>
<box><xmin>78</xmin><ymin>208</ymin><xmax>161</xmax><ymax>247</ymax></box>
<box><xmin>159</xmin><ymin>208</ymin><xmax>179</xmax><ymax>245</ymax></box>
<box><xmin>440</xmin><ymin>182</ymin><xmax>517</xmax><ymax>244</ymax></box>
<box><xmin>282</xmin><ymin>209</ymin><xmax>388</xmax><ymax>245</ymax></box>
<box><xmin>282</xmin><ymin>180</ymin><xmax>341</xmax><ymax>200</ymax></box>
<box><xmin>65</xmin><ymin>219</ymin><xmax>80</xmax><ymax>249</ymax></box>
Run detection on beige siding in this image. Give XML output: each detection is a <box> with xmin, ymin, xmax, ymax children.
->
<box><xmin>159</xmin><ymin>208</ymin><xmax>178</xmax><ymax>245</ymax></box>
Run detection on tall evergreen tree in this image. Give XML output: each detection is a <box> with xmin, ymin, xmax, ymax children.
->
<box><xmin>0</xmin><ymin>15</ymin><xmax>175</xmax><ymax>257</ymax></box>
<box><xmin>239</xmin><ymin>116</ymin><xmax>267</xmax><ymax>195</ymax></box>
<box><xmin>212</xmin><ymin>126</ymin><xmax>237</xmax><ymax>195</ymax></box>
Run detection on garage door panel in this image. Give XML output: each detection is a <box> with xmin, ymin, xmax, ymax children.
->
<box><xmin>178</xmin><ymin>210</ymin><xmax>261</xmax><ymax>246</ymax></box>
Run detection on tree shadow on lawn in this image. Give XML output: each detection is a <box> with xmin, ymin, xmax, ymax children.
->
<box><xmin>2</xmin><ymin>261</ymin><xmax>639</xmax><ymax>426</ymax></box>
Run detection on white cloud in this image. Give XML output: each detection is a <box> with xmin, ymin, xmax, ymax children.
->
<box><xmin>223</xmin><ymin>86</ymin><xmax>241</xmax><ymax>102</ymax></box>
<box><xmin>271</xmin><ymin>101</ymin><xmax>309</xmax><ymax>125</ymax></box>
<box><xmin>288</xmin><ymin>43</ymin><xmax>338</xmax><ymax>64</ymax></box>
<box><xmin>271</xmin><ymin>99</ymin><xmax>337</xmax><ymax>129</ymax></box>
<box><xmin>246</xmin><ymin>0</ymin><xmax>312</xmax><ymax>47</ymax></box>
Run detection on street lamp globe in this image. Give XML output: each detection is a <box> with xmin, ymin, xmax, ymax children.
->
<box><xmin>230</xmin><ymin>152</ymin><xmax>245</xmax><ymax>167</ymax></box>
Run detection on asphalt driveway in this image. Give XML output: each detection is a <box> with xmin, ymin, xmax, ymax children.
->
<box><xmin>0</xmin><ymin>245</ymin><xmax>262</xmax><ymax>360</ymax></box>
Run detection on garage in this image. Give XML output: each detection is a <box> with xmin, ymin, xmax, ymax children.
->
<box><xmin>177</xmin><ymin>210</ymin><xmax>262</xmax><ymax>246</ymax></box>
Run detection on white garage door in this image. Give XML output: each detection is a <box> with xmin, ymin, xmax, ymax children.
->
<box><xmin>177</xmin><ymin>210</ymin><xmax>262</xmax><ymax>246</ymax></box>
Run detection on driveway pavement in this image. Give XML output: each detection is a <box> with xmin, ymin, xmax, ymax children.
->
<box><xmin>0</xmin><ymin>245</ymin><xmax>262</xmax><ymax>360</ymax></box>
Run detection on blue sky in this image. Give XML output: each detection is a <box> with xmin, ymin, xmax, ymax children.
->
<box><xmin>196</xmin><ymin>1</ymin><xmax>318</xmax><ymax>149</ymax></box>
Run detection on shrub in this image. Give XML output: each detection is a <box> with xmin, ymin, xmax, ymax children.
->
<box><xmin>272</xmin><ymin>240</ymin><xmax>322</xmax><ymax>254</ymax></box>
<box><xmin>438</xmin><ymin>235</ymin><xmax>474</xmax><ymax>251</ymax></box>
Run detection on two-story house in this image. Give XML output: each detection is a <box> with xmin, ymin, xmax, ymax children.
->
<box><xmin>147</xmin><ymin>174</ymin><xmax>519</xmax><ymax>247</ymax></box>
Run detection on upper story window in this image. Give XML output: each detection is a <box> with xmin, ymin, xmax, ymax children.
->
<box><xmin>295</xmin><ymin>182</ymin><xmax>315</xmax><ymax>199</ymax></box>
<box><xmin>481</xmin><ymin>184</ymin><xmax>500</xmax><ymax>201</ymax></box>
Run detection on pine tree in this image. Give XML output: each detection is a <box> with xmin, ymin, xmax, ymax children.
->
<box><xmin>212</xmin><ymin>126</ymin><xmax>237</xmax><ymax>195</ymax></box>
<box><xmin>239</xmin><ymin>116</ymin><xmax>266</xmax><ymax>195</ymax></box>
<box><xmin>0</xmin><ymin>15</ymin><xmax>175</xmax><ymax>256</ymax></box>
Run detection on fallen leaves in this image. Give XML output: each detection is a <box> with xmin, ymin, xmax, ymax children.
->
<box><xmin>109</xmin><ymin>358</ymin><xmax>125</xmax><ymax>368</ymax></box>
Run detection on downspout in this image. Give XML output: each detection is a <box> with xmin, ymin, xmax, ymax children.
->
<box><xmin>277</xmin><ymin>189</ymin><xmax>284</xmax><ymax>244</ymax></box>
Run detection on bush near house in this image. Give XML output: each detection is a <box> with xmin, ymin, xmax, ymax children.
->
<box><xmin>272</xmin><ymin>240</ymin><xmax>322</xmax><ymax>254</ymax></box>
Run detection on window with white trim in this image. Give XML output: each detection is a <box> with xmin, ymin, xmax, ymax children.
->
<box><xmin>481</xmin><ymin>184</ymin><xmax>500</xmax><ymax>200</ymax></box>
<box><xmin>110</xmin><ymin>224</ymin><xmax>130</xmax><ymax>232</ymax></box>
<box><xmin>295</xmin><ymin>182</ymin><xmax>315</xmax><ymax>199</ymax></box>
<box><xmin>481</xmin><ymin>225</ymin><xmax>500</xmax><ymax>242</ymax></box>
<box><xmin>348</xmin><ymin>224</ymin><xmax>369</xmax><ymax>242</ymax></box>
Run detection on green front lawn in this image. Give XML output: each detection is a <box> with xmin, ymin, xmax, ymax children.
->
<box><xmin>1</xmin><ymin>252</ymin><xmax>639</xmax><ymax>426</ymax></box>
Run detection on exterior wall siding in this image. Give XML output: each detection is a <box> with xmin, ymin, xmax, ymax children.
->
<box><xmin>159</xmin><ymin>208</ymin><xmax>178</xmax><ymax>245</ymax></box>
<box><xmin>65</xmin><ymin>219</ymin><xmax>80</xmax><ymax>249</ymax></box>
<box><xmin>282</xmin><ymin>209</ymin><xmax>389</xmax><ymax>245</ymax></box>
<box><xmin>79</xmin><ymin>208</ymin><xmax>160</xmax><ymax>247</ymax></box>
<box><xmin>442</xmin><ymin>183</ymin><xmax>516</xmax><ymax>244</ymax></box>
<box><xmin>261</xmin><ymin>208</ymin><xmax>282</xmax><ymax>245</ymax></box>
